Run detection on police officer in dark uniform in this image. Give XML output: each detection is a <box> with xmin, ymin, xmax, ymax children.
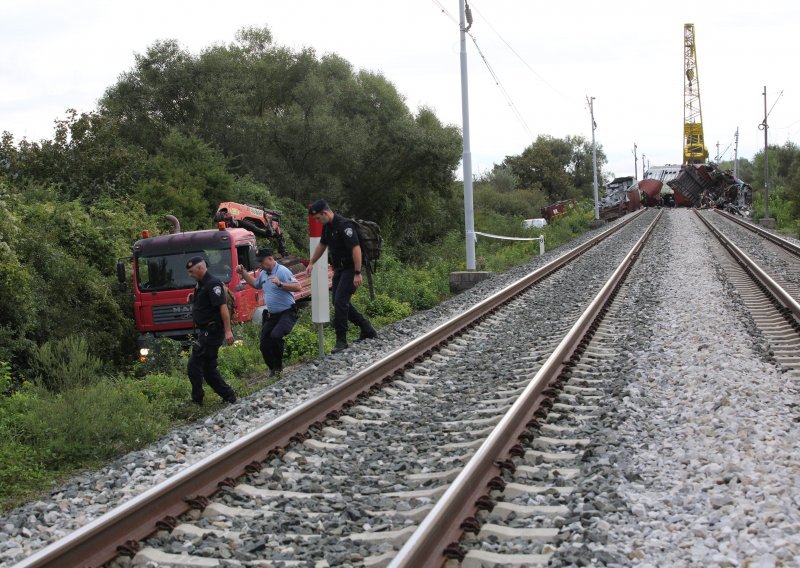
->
<box><xmin>186</xmin><ymin>256</ymin><xmax>237</xmax><ymax>404</ymax></box>
<box><xmin>306</xmin><ymin>200</ymin><xmax>377</xmax><ymax>353</ymax></box>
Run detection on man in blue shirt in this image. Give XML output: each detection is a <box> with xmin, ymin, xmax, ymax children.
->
<box><xmin>236</xmin><ymin>248</ymin><xmax>300</xmax><ymax>378</ymax></box>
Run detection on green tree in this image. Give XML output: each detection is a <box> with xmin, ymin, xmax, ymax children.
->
<box><xmin>499</xmin><ymin>135</ymin><xmax>607</xmax><ymax>203</ymax></box>
<box><xmin>1</xmin><ymin>112</ymin><xmax>147</xmax><ymax>202</ymax></box>
<box><xmin>482</xmin><ymin>165</ymin><xmax>519</xmax><ymax>193</ymax></box>
<box><xmin>0</xmin><ymin>180</ymin><xmax>37</xmax><ymax>363</ymax></box>
<box><xmin>133</xmin><ymin>131</ymin><xmax>234</xmax><ymax>230</ymax></box>
<box><xmin>98</xmin><ymin>27</ymin><xmax>463</xmax><ymax>243</ymax></box>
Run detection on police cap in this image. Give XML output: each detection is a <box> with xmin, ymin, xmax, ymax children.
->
<box><xmin>308</xmin><ymin>199</ymin><xmax>329</xmax><ymax>215</ymax></box>
<box><xmin>186</xmin><ymin>255</ymin><xmax>205</xmax><ymax>269</ymax></box>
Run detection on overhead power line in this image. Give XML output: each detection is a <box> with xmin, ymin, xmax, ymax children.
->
<box><xmin>467</xmin><ymin>1</ymin><xmax>575</xmax><ymax>102</ymax></box>
<box><xmin>430</xmin><ymin>0</ymin><xmax>533</xmax><ymax>140</ymax></box>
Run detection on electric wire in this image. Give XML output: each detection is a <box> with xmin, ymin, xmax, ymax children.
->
<box><xmin>468</xmin><ymin>0</ymin><xmax>576</xmax><ymax>103</ymax></box>
<box><xmin>467</xmin><ymin>34</ymin><xmax>534</xmax><ymax>140</ymax></box>
<box><xmin>430</xmin><ymin>0</ymin><xmax>534</xmax><ymax>140</ymax></box>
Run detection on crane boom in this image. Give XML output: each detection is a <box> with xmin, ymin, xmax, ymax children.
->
<box><xmin>683</xmin><ymin>23</ymin><xmax>708</xmax><ymax>164</ymax></box>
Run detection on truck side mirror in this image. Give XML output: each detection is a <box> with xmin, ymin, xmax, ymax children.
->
<box><xmin>116</xmin><ymin>261</ymin><xmax>127</xmax><ymax>291</ymax></box>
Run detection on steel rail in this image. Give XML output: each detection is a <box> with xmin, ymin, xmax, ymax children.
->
<box><xmin>389</xmin><ymin>210</ymin><xmax>663</xmax><ymax>567</ymax></box>
<box><xmin>713</xmin><ymin>209</ymin><xmax>800</xmax><ymax>258</ymax></box>
<box><xmin>16</xmin><ymin>211</ymin><xmax>644</xmax><ymax>568</ymax></box>
<box><xmin>696</xmin><ymin>211</ymin><xmax>800</xmax><ymax>321</ymax></box>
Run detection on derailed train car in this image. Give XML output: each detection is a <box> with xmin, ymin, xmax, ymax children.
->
<box><xmin>666</xmin><ymin>163</ymin><xmax>752</xmax><ymax>212</ymax></box>
<box><xmin>542</xmin><ymin>162</ymin><xmax>751</xmax><ymax>225</ymax></box>
<box><xmin>599</xmin><ymin>176</ymin><xmax>642</xmax><ymax>221</ymax></box>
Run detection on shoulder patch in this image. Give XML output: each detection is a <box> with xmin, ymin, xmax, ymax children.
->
<box><xmin>213</xmin><ymin>285</ymin><xmax>223</xmax><ymax>296</ymax></box>
<box><xmin>345</xmin><ymin>227</ymin><xmax>354</xmax><ymax>237</ymax></box>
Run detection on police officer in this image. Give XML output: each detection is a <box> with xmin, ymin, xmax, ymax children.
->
<box><xmin>186</xmin><ymin>256</ymin><xmax>237</xmax><ymax>405</ymax></box>
<box><xmin>236</xmin><ymin>248</ymin><xmax>300</xmax><ymax>378</ymax></box>
<box><xmin>306</xmin><ymin>200</ymin><xmax>376</xmax><ymax>353</ymax></box>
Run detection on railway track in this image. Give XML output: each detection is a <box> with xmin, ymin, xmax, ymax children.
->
<box><xmin>20</xmin><ymin>210</ymin><xmax>641</xmax><ymax>566</ymax></box>
<box><xmin>11</xmin><ymin>207</ymin><xmax>800</xmax><ymax>567</ymax></box>
<box><xmin>694</xmin><ymin>211</ymin><xmax>800</xmax><ymax>379</ymax></box>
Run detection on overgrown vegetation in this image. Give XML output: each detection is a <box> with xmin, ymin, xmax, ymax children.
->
<box><xmin>1</xmin><ymin>25</ymin><xmax>797</xmax><ymax>511</ymax></box>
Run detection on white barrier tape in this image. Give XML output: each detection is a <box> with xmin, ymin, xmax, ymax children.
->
<box><xmin>474</xmin><ymin>231</ymin><xmax>543</xmax><ymax>242</ymax></box>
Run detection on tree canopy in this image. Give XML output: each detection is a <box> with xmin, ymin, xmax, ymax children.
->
<box><xmin>497</xmin><ymin>135</ymin><xmax>607</xmax><ymax>202</ymax></box>
<box><xmin>98</xmin><ymin>27</ymin><xmax>463</xmax><ymax>232</ymax></box>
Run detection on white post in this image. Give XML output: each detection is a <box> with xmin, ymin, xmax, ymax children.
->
<box><xmin>539</xmin><ymin>235</ymin><xmax>545</xmax><ymax>256</ymax></box>
<box><xmin>459</xmin><ymin>0</ymin><xmax>476</xmax><ymax>270</ymax></box>
<box><xmin>309</xmin><ymin>213</ymin><xmax>329</xmax><ymax>357</ymax></box>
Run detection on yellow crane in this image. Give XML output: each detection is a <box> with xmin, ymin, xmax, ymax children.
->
<box><xmin>683</xmin><ymin>23</ymin><xmax>708</xmax><ymax>164</ymax></box>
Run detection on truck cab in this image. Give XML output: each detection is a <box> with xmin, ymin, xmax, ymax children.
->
<box><xmin>129</xmin><ymin>227</ymin><xmax>262</xmax><ymax>350</ymax></box>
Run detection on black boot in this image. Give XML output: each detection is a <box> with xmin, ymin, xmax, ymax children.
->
<box><xmin>357</xmin><ymin>326</ymin><xmax>377</xmax><ymax>341</ymax></box>
<box><xmin>332</xmin><ymin>339</ymin><xmax>348</xmax><ymax>354</ymax></box>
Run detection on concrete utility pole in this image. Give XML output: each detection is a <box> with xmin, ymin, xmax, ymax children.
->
<box><xmin>633</xmin><ymin>143</ymin><xmax>638</xmax><ymax>179</ymax></box>
<box><xmin>642</xmin><ymin>154</ymin><xmax>647</xmax><ymax>177</ymax></box>
<box><xmin>733</xmin><ymin>127</ymin><xmax>739</xmax><ymax>178</ymax></box>
<box><xmin>459</xmin><ymin>0</ymin><xmax>476</xmax><ymax>270</ymax></box>
<box><xmin>587</xmin><ymin>96</ymin><xmax>599</xmax><ymax>221</ymax></box>
<box><xmin>448</xmin><ymin>0</ymin><xmax>489</xmax><ymax>293</ymax></box>
<box><xmin>759</xmin><ymin>86</ymin><xmax>775</xmax><ymax>227</ymax></box>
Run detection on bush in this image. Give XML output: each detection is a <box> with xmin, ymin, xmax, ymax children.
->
<box><xmin>15</xmin><ymin>380</ymin><xmax>168</xmax><ymax>467</ymax></box>
<box><xmin>217</xmin><ymin>324</ymin><xmax>263</xmax><ymax>381</ymax></box>
<box><xmin>0</xmin><ymin>430</ymin><xmax>48</xmax><ymax>503</ymax></box>
<box><xmin>284</xmin><ymin>324</ymin><xmax>320</xmax><ymax>363</ymax></box>
<box><xmin>135</xmin><ymin>337</ymin><xmax>185</xmax><ymax>377</ymax></box>
<box><xmin>0</xmin><ymin>361</ymin><xmax>10</xmax><ymax>394</ymax></box>
<box><xmin>359</xmin><ymin>293</ymin><xmax>412</xmax><ymax>321</ymax></box>
<box><xmin>373</xmin><ymin>253</ymin><xmax>450</xmax><ymax>311</ymax></box>
<box><xmin>137</xmin><ymin>372</ymin><xmax>192</xmax><ymax>418</ymax></box>
<box><xmin>30</xmin><ymin>336</ymin><xmax>104</xmax><ymax>392</ymax></box>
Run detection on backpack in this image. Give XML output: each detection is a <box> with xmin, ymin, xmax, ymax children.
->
<box><xmin>349</xmin><ymin>218</ymin><xmax>382</xmax><ymax>273</ymax></box>
<box><xmin>347</xmin><ymin>218</ymin><xmax>382</xmax><ymax>300</ymax></box>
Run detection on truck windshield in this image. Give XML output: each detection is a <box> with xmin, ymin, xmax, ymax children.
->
<box><xmin>136</xmin><ymin>249</ymin><xmax>234</xmax><ymax>292</ymax></box>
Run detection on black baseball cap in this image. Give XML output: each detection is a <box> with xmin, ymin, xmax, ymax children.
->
<box><xmin>308</xmin><ymin>199</ymin><xmax>329</xmax><ymax>215</ymax></box>
<box><xmin>256</xmin><ymin>248</ymin><xmax>273</xmax><ymax>260</ymax></box>
<box><xmin>186</xmin><ymin>255</ymin><xmax>205</xmax><ymax>269</ymax></box>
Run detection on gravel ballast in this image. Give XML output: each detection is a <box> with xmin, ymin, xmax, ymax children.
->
<box><xmin>575</xmin><ymin>209</ymin><xmax>800</xmax><ymax>566</ymax></box>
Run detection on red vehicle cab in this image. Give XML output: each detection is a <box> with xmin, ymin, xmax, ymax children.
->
<box><xmin>119</xmin><ymin>223</ymin><xmax>326</xmax><ymax>359</ymax></box>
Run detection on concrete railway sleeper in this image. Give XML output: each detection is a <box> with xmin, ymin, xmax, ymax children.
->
<box><xmin>707</xmin><ymin>210</ymin><xmax>800</xmax><ymax>305</ymax></box>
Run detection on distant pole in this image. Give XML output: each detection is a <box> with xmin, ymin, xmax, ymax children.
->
<box><xmin>715</xmin><ymin>141</ymin><xmax>720</xmax><ymax>163</ymax></box>
<box><xmin>633</xmin><ymin>143</ymin><xmax>638</xmax><ymax>179</ymax></box>
<box><xmin>587</xmin><ymin>96</ymin><xmax>599</xmax><ymax>220</ymax></box>
<box><xmin>733</xmin><ymin>127</ymin><xmax>739</xmax><ymax>178</ymax></box>
<box><xmin>642</xmin><ymin>154</ymin><xmax>646</xmax><ymax>177</ymax></box>
<box><xmin>763</xmin><ymin>86</ymin><xmax>769</xmax><ymax>217</ymax></box>
<box><xmin>459</xmin><ymin>0</ymin><xmax>476</xmax><ymax>270</ymax></box>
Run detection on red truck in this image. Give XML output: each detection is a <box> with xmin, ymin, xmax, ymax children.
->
<box><xmin>117</xmin><ymin>210</ymin><xmax>328</xmax><ymax>359</ymax></box>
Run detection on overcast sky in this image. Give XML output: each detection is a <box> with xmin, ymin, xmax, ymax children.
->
<box><xmin>2</xmin><ymin>0</ymin><xmax>798</xmax><ymax>182</ymax></box>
